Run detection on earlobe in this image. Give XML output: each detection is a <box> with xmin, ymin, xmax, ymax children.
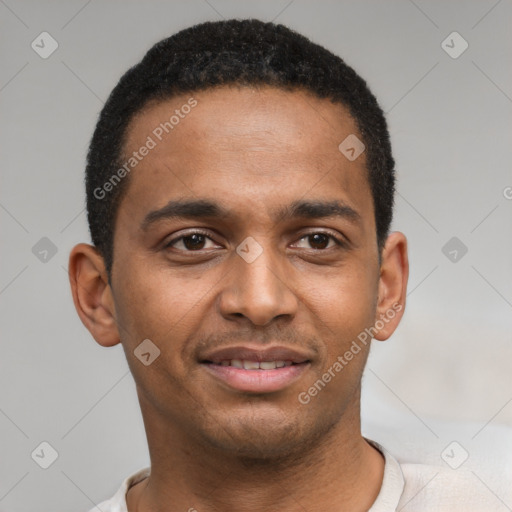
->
<box><xmin>68</xmin><ymin>243</ymin><xmax>121</xmax><ymax>347</ymax></box>
<box><xmin>373</xmin><ymin>232</ymin><xmax>409</xmax><ymax>341</ymax></box>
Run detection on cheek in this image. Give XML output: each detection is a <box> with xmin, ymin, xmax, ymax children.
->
<box><xmin>304</xmin><ymin>269</ymin><xmax>377</xmax><ymax>400</ymax></box>
<box><xmin>112</xmin><ymin>258</ymin><xmax>216</xmax><ymax>350</ymax></box>
<box><xmin>304</xmin><ymin>264</ymin><xmax>378</xmax><ymax>349</ymax></box>
<box><xmin>111</xmin><ymin>265</ymin><xmax>203</xmax><ymax>396</ymax></box>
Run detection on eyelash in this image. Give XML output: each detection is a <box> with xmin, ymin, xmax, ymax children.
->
<box><xmin>164</xmin><ymin>229</ymin><xmax>347</xmax><ymax>252</ymax></box>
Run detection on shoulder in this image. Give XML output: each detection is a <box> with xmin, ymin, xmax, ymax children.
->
<box><xmin>86</xmin><ymin>467</ymin><xmax>151</xmax><ymax>512</ymax></box>
<box><xmin>399</xmin><ymin>462</ymin><xmax>510</xmax><ymax>512</ymax></box>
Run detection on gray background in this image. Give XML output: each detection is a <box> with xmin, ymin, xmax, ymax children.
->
<box><xmin>1</xmin><ymin>0</ymin><xmax>511</xmax><ymax>510</ymax></box>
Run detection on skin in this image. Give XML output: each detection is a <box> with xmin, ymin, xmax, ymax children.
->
<box><xmin>69</xmin><ymin>85</ymin><xmax>408</xmax><ymax>512</ymax></box>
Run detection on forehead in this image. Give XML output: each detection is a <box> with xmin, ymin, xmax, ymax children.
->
<box><xmin>127</xmin><ymin>86</ymin><xmax>359</xmax><ymax>159</ymax></box>
<box><xmin>118</xmin><ymin>86</ymin><xmax>373</xmax><ymax>230</ymax></box>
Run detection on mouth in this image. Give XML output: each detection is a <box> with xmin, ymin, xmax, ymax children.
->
<box><xmin>206</xmin><ymin>359</ymin><xmax>298</xmax><ymax>370</ymax></box>
<box><xmin>199</xmin><ymin>346</ymin><xmax>312</xmax><ymax>393</ymax></box>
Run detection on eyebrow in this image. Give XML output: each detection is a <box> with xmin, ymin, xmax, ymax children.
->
<box><xmin>141</xmin><ymin>198</ymin><xmax>361</xmax><ymax>230</ymax></box>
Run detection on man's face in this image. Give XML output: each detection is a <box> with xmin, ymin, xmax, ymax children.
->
<box><xmin>110</xmin><ymin>86</ymin><xmax>382</xmax><ymax>458</ymax></box>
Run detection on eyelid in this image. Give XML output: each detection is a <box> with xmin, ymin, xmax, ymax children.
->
<box><xmin>164</xmin><ymin>228</ymin><xmax>348</xmax><ymax>252</ymax></box>
<box><xmin>163</xmin><ymin>228</ymin><xmax>219</xmax><ymax>249</ymax></box>
<box><xmin>293</xmin><ymin>229</ymin><xmax>348</xmax><ymax>249</ymax></box>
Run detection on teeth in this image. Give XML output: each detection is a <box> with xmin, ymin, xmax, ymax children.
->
<box><xmin>243</xmin><ymin>360</ymin><xmax>260</xmax><ymax>370</ymax></box>
<box><xmin>216</xmin><ymin>360</ymin><xmax>293</xmax><ymax>369</ymax></box>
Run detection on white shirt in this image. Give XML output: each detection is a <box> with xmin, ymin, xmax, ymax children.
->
<box><xmin>88</xmin><ymin>440</ymin><xmax>509</xmax><ymax>511</ymax></box>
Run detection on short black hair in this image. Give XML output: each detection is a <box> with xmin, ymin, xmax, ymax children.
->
<box><xmin>86</xmin><ymin>18</ymin><xmax>395</xmax><ymax>275</ymax></box>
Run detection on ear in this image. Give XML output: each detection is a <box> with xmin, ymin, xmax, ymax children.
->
<box><xmin>68</xmin><ymin>243</ymin><xmax>120</xmax><ymax>347</ymax></box>
<box><xmin>373</xmin><ymin>231</ymin><xmax>409</xmax><ymax>341</ymax></box>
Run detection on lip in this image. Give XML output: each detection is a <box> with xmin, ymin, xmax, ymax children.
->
<box><xmin>199</xmin><ymin>345</ymin><xmax>313</xmax><ymax>394</ymax></box>
<box><xmin>201</xmin><ymin>361</ymin><xmax>311</xmax><ymax>393</ymax></box>
<box><xmin>199</xmin><ymin>345</ymin><xmax>312</xmax><ymax>365</ymax></box>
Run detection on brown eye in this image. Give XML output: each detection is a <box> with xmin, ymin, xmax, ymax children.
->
<box><xmin>294</xmin><ymin>232</ymin><xmax>340</xmax><ymax>250</ymax></box>
<box><xmin>165</xmin><ymin>231</ymin><xmax>218</xmax><ymax>251</ymax></box>
<box><xmin>308</xmin><ymin>233</ymin><xmax>330</xmax><ymax>249</ymax></box>
<box><xmin>182</xmin><ymin>234</ymin><xmax>206</xmax><ymax>250</ymax></box>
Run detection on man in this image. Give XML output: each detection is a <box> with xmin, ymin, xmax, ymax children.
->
<box><xmin>69</xmin><ymin>18</ymin><xmax>485</xmax><ymax>512</ymax></box>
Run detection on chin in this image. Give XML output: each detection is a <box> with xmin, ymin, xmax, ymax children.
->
<box><xmin>198</xmin><ymin>411</ymin><xmax>337</xmax><ymax>465</ymax></box>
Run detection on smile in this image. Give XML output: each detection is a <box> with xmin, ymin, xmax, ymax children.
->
<box><xmin>201</xmin><ymin>360</ymin><xmax>310</xmax><ymax>393</ymax></box>
<box><xmin>211</xmin><ymin>359</ymin><xmax>296</xmax><ymax>370</ymax></box>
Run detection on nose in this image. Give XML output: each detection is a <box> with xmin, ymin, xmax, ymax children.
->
<box><xmin>218</xmin><ymin>240</ymin><xmax>299</xmax><ymax>326</ymax></box>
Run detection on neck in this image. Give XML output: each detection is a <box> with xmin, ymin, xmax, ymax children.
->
<box><xmin>128</xmin><ymin>390</ymin><xmax>384</xmax><ymax>512</ymax></box>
